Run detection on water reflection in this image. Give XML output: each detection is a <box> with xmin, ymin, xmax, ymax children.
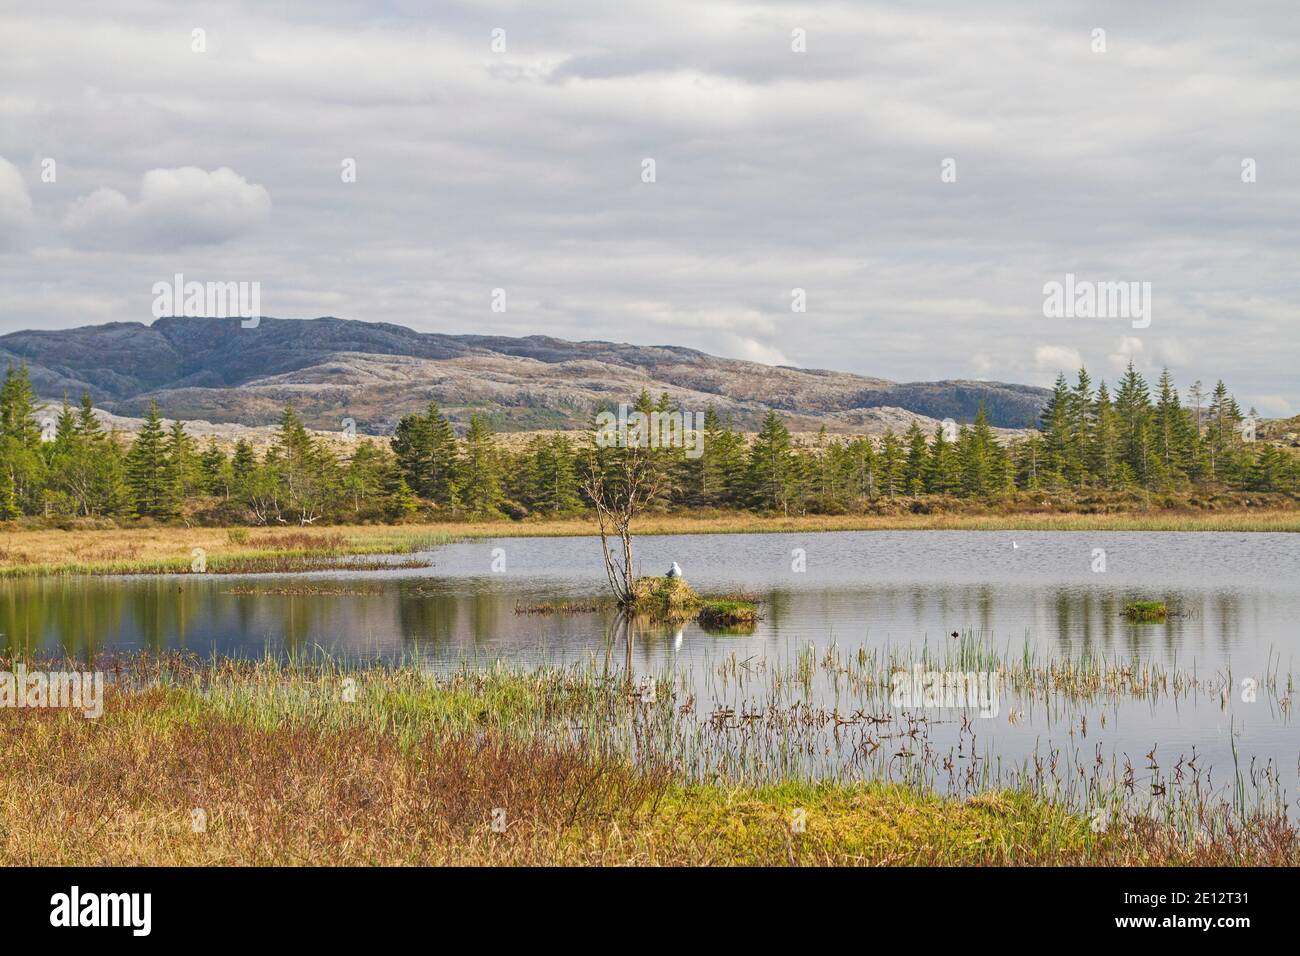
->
<box><xmin>0</xmin><ymin>573</ymin><xmax>1268</xmax><ymax>673</ymax></box>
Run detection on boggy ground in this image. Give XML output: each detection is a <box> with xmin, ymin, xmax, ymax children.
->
<box><xmin>0</xmin><ymin>655</ymin><xmax>1293</xmax><ymax>866</ymax></box>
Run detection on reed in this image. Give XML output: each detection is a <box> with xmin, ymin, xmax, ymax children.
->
<box><xmin>0</xmin><ymin>650</ymin><xmax>1292</xmax><ymax>866</ymax></box>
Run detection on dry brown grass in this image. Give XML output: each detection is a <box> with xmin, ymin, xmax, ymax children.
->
<box><xmin>0</xmin><ymin>697</ymin><xmax>667</xmax><ymax>865</ymax></box>
<box><xmin>1</xmin><ymin>659</ymin><xmax>1294</xmax><ymax>866</ymax></box>
<box><xmin>0</xmin><ymin>526</ymin><xmax>446</xmax><ymax>577</ymax></box>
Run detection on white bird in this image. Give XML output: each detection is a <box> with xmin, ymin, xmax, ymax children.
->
<box><xmin>673</xmin><ymin>628</ymin><xmax>684</xmax><ymax>651</ymax></box>
<box><xmin>666</xmin><ymin>561</ymin><xmax>683</xmax><ymax>578</ymax></box>
<box><xmin>1012</xmin><ymin>540</ymin><xmax>1019</xmax><ymax>550</ymax></box>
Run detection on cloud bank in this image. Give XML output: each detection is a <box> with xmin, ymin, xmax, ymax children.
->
<box><xmin>0</xmin><ymin>1</ymin><xmax>1296</xmax><ymax>413</ymax></box>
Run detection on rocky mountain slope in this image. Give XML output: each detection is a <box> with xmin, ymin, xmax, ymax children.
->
<box><xmin>1</xmin><ymin>316</ymin><xmax>1049</xmax><ymax>435</ymax></box>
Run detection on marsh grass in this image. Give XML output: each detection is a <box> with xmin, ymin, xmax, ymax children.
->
<box><xmin>697</xmin><ymin>600</ymin><xmax>759</xmax><ymax>631</ymax></box>
<box><xmin>0</xmin><ymin>529</ymin><xmax>452</xmax><ymax>578</ymax></box>
<box><xmin>631</xmin><ymin>575</ymin><xmax>701</xmax><ymax>621</ymax></box>
<box><xmin>0</xmin><ymin>651</ymin><xmax>1293</xmax><ymax>865</ymax></box>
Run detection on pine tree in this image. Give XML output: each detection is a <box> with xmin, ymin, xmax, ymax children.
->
<box><xmin>1152</xmin><ymin>368</ymin><xmax>1193</xmax><ymax>485</ymax></box>
<box><xmin>846</xmin><ymin>437</ymin><xmax>877</xmax><ymax>499</ymax></box>
<box><xmin>1016</xmin><ymin>430</ymin><xmax>1045</xmax><ymax>490</ymax></box>
<box><xmin>199</xmin><ymin>439</ymin><xmax>230</xmax><ymax>498</ymax></box>
<box><xmin>958</xmin><ymin>404</ymin><xmax>999</xmax><ymax>496</ymax></box>
<box><xmin>1249</xmin><ymin>445</ymin><xmax>1288</xmax><ymax>492</ymax></box>
<box><xmin>1040</xmin><ymin>373</ymin><xmax>1072</xmax><ymax>489</ymax></box>
<box><xmin>459</xmin><ymin>413</ymin><xmax>503</xmax><ymax>517</ymax></box>
<box><xmin>878</xmin><ymin>430</ymin><xmax>904</xmax><ymax>497</ymax></box>
<box><xmin>1089</xmin><ymin>381</ymin><xmax>1119</xmax><ymax>487</ymax></box>
<box><xmin>229</xmin><ymin>439</ymin><xmax>257</xmax><ymax>501</ymax></box>
<box><xmin>0</xmin><ymin>466</ymin><xmax>18</xmax><ymax>519</ymax></box>
<box><xmin>1068</xmin><ymin>368</ymin><xmax>1094</xmax><ymax>485</ymax></box>
<box><xmin>1114</xmin><ymin>362</ymin><xmax>1155</xmax><ymax>486</ymax></box>
<box><xmin>0</xmin><ymin>362</ymin><xmax>45</xmax><ymax>513</ymax></box>
<box><xmin>537</xmin><ymin>435</ymin><xmax>582</xmax><ymax>515</ymax></box>
<box><xmin>691</xmin><ymin>405</ymin><xmax>725</xmax><ymax>505</ymax></box>
<box><xmin>0</xmin><ymin>362</ymin><xmax>41</xmax><ymax>447</ymax></box>
<box><xmin>342</xmin><ymin>440</ymin><xmax>388</xmax><ymax>516</ymax></box>
<box><xmin>72</xmin><ymin>394</ymin><xmax>126</xmax><ymax>516</ymax></box>
<box><xmin>384</xmin><ymin>472</ymin><xmax>418</xmax><ymax>521</ymax></box>
<box><xmin>710</xmin><ymin>414</ymin><xmax>748</xmax><ymax>507</ymax></box>
<box><xmin>125</xmin><ymin>402</ymin><xmax>176</xmax><ymax>518</ymax></box>
<box><xmin>391</xmin><ymin>401</ymin><xmax>459</xmax><ymax>507</ymax></box>
<box><xmin>1205</xmin><ymin>380</ymin><xmax>1243</xmax><ymax>483</ymax></box>
<box><xmin>165</xmin><ymin>419</ymin><xmax>200</xmax><ymax>502</ymax></box>
<box><xmin>746</xmin><ymin>411</ymin><xmax>798</xmax><ymax>513</ymax></box>
<box><xmin>276</xmin><ymin>405</ymin><xmax>338</xmax><ymax>524</ymax></box>
<box><xmin>925</xmin><ymin>424</ymin><xmax>959</xmax><ymax>494</ymax></box>
<box><xmin>902</xmin><ymin>422</ymin><xmax>928</xmax><ymax>495</ymax></box>
<box><xmin>76</xmin><ymin>392</ymin><xmax>103</xmax><ymax>441</ymax></box>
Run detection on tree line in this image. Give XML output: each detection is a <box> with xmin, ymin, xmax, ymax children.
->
<box><xmin>0</xmin><ymin>362</ymin><xmax>1293</xmax><ymax>525</ymax></box>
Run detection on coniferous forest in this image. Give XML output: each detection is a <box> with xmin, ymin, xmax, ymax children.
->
<box><xmin>0</xmin><ymin>361</ymin><xmax>1294</xmax><ymax>526</ymax></box>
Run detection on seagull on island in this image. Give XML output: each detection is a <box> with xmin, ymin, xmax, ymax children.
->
<box><xmin>666</xmin><ymin>562</ymin><xmax>683</xmax><ymax>578</ymax></box>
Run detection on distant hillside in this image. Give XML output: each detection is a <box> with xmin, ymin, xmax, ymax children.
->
<box><xmin>0</xmin><ymin>316</ymin><xmax>1050</xmax><ymax>434</ymax></box>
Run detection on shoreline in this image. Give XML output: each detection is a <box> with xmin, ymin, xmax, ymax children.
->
<box><xmin>1</xmin><ymin>508</ymin><xmax>1298</xmax><ymax>577</ymax></box>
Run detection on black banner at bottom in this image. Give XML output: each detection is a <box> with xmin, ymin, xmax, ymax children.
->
<box><xmin>0</xmin><ymin>866</ymin><xmax>1274</xmax><ymax>942</ymax></box>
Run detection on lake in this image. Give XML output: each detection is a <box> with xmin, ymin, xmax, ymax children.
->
<box><xmin>4</xmin><ymin>530</ymin><xmax>1297</xmax><ymax>803</ymax></box>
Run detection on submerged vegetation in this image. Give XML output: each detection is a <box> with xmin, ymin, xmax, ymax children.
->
<box><xmin>0</xmin><ymin>651</ymin><xmax>1293</xmax><ymax>866</ymax></box>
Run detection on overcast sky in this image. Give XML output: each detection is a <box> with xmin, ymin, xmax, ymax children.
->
<box><xmin>1</xmin><ymin>1</ymin><xmax>1296</xmax><ymax>412</ymax></box>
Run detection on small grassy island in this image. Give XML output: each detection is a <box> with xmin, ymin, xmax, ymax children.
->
<box><xmin>1124</xmin><ymin>600</ymin><xmax>1169</xmax><ymax>622</ymax></box>
<box><xmin>629</xmin><ymin>575</ymin><xmax>760</xmax><ymax>632</ymax></box>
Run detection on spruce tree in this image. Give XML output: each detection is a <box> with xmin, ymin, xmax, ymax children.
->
<box><xmin>1090</xmin><ymin>381</ymin><xmax>1119</xmax><ymax>487</ymax></box>
<box><xmin>878</xmin><ymin>430</ymin><xmax>904</xmax><ymax>497</ymax></box>
<box><xmin>1040</xmin><ymin>373</ymin><xmax>1072</xmax><ymax>489</ymax></box>
<box><xmin>125</xmin><ymin>402</ymin><xmax>175</xmax><ymax>518</ymax></box>
<box><xmin>902</xmin><ymin>422</ymin><xmax>928</xmax><ymax>495</ymax></box>
<box><xmin>1114</xmin><ymin>362</ymin><xmax>1155</xmax><ymax>486</ymax></box>
<box><xmin>746</xmin><ymin>410</ymin><xmax>798</xmax><ymax>513</ymax></box>
<box><xmin>0</xmin><ymin>362</ymin><xmax>45</xmax><ymax>513</ymax></box>
<box><xmin>459</xmin><ymin>413</ymin><xmax>503</xmax><ymax>517</ymax></box>
<box><xmin>925</xmin><ymin>424</ymin><xmax>959</xmax><ymax>494</ymax></box>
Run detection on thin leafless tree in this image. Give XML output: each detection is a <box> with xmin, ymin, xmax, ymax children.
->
<box><xmin>582</xmin><ymin>441</ymin><xmax>666</xmax><ymax>607</ymax></box>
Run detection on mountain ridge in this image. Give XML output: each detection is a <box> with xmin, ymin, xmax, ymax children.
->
<box><xmin>0</xmin><ymin>316</ymin><xmax>1050</xmax><ymax>434</ymax></box>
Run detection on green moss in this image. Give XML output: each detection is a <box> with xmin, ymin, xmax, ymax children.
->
<box><xmin>640</xmin><ymin>781</ymin><xmax>1093</xmax><ymax>865</ymax></box>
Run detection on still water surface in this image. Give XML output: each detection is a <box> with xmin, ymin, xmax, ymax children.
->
<box><xmin>5</xmin><ymin>531</ymin><xmax>1297</xmax><ymax>799</ymax></box>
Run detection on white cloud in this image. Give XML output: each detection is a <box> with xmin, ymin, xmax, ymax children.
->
<box><xmin>1034</xmin><ymin>345</ymin><xmax>1083</xmax><ymax>373</ymax></box>
<box><xmin>63</xmin><ymin>166</ymin><xmax>270</xmax><ymax>248</ymax></box>
<box><xmin>1108</xmin><ymin>336</ymin><xmax>1145</xmax><ymax>372</ymax></box>
<box><xmin>1247</xmin><ymin>394</ymin><xmax>1293</xmax><ymax>417</ymax></box>
<box><xmin>726</xmin><ymin>335</ymin><xmax>791</xmax><ymax>367</ymax></box>
<box><xmin>0</xmin><ymin>156</ymin><xmax>33</xmax><ymax>243</ymax></box>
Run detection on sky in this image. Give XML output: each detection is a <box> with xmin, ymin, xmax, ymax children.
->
<box><xmin>0</xmin><ymin>1</ymin><xmax>1297</xmax><ymax>413</ymax></box>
